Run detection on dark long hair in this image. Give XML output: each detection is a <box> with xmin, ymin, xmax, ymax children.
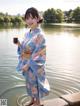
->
<box><xmin>24</xmin><ymin>7</ymin><xmax>43</xmax><ymax>24</ymax></box>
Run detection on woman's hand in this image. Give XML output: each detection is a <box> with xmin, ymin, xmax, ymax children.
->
<box><xmin>21</xmin><ymin>52</ymin><xmax>31</xmax><ymax>59</ymax></box>
<box><xmin>16</xmin><ymin>41</ymin><xmax>21</xmax><ymax>47</ymax></box>
<box><xmin>14</xmin><ymin>40</ymin><xmax>21</xmax><ymax>47</ymax></box>
<box><xmin>22</xmin><ymin>64</ymin><xmax>29</xmax><ymax>72</ymax></box>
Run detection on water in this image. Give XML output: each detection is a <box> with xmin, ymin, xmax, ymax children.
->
<box><xmin>0</xmin><ymin>24</ymin><xmax>80</xmax><ymax>106</ymax></box>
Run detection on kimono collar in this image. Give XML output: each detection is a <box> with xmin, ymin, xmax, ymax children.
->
<box><xmin>30</xmin><ymin>27</ymin><xmax>41</xmax><ymax>34</ymax></box>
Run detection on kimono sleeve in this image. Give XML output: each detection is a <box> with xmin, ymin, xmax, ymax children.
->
<box><xmin>17</xmin><ymin>33</ymin><xmax>27</xmax><ymax>55</ymax></box>
<box><xmin>27</xmin><ymin>34</ymin><xmax>46</xmax><ymax>75</ymax></box>
<box><xmin>17</xmin><ymin>45</ymin><xmax>23</xmax><ymax>55</ymax></box>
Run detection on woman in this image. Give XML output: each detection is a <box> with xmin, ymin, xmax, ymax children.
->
<box><xmin>15</xmin><ymin>7</ymin><xmax>50</xmax><ymax>106</ymax></box>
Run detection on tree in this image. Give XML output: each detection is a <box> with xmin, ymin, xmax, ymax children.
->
<box><xmin>64</xmin><ymin>9</ymin><xmax>73</xmax><ymax>23</ymax></box>
<box><xmin>0</xmin><ymin>12</ymin><xmax>25</xmax><ymax>27</ymax></box>
<box><xmin>12</xmin><ymin>16</ymin><xmax>24</xmax><ymax>25</ymax></box>
<box><xmin>43</xmin><ymin>8</ymin><xmax>64</xmax><ymax>23</ymax></box>
<box><xmin>0</xmin><ymin>16</ymin><xmax>4</xmax><ymax>23</ymax></box>
<box><xmin>56</xmin><ymin>9</ymin><xmax>64</xmax><ymax>23</ymax></box>
<box><xmin>4</xmin><ymin>16</ymin><xmax>11</xmax><ymax>23</ymax></box>
<box><xmin>43</xmin><ymin>8</ymin><xmax>57</xmax><ymax>23</ymax></box>
<box><xmin>72</xmin><ymin>7</ymin><xmax>80</xmax><ymax>23</ymax></box>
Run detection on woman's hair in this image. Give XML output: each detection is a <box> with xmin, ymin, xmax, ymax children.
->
<box><xmin>24</xmin><ymin>7</ymin><xmax>43</xmax><ymax>23</ymax></box>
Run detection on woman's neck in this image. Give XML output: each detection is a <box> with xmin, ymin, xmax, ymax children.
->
<box><xmin>30</xmin><ymin>25</ymin><xmax>39</xmax><ymax>32</ymax></box>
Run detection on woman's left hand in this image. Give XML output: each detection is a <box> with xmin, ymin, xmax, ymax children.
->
<box><xmin>22</xmin><ymin>64</ymin><xmax>29</xmax><ymax>72</ymax></box>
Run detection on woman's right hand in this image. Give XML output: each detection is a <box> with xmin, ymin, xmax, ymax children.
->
<box><xmin>15</xmin><ymin>41</ymin><xmax>21</xmax><ymax>47</ymax></box>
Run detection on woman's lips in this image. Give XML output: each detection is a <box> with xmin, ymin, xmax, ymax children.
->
<box><xmin>29</xmin><ymin>23</ymin><xmax>33</xmax><ymax>25</ymax></box>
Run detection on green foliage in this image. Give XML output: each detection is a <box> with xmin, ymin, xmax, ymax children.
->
<box><xmin>56</xmin><ymin>9</ymin><xmax>64</xmax><ymax>23</ymax></box>
<box><xmin>43</xmin><ymin>8</ymin><xmax>64</xmax><ymax>23</ymax></box>
<box><xmin>64</xmin><ymin>9</ymin><xmax>73</xmax><ymax>23</ymax></box>
<box><xmin>43</xmin><ymin>7</ymin><xmax>80</xmax><ymax>23</ymax></box>
<box><xmin>0</xmin><ymin>6</ymin><xmax>80</xmax><ymax>27</ymax></box>
<box><xmin>0</xmin><ymin>12</ymin><xmax>24</xmax><ymax>27</ymax></box>
<box><xmin>43</xmin><ymin>8</ymin><xmax>57</xmax><ymax>23</ymax></box>
<box><xmin>72</xmin><ymin>7</ymin><xmax>80</xmax><ymax>23</ymax></box>
<box><xmin>0</xmin><ymin>16</ymin><xmax>4</xmax><ymax>23</ymax></box>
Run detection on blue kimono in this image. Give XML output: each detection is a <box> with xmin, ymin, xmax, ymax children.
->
<box><xmin>16</xmin><ymin>28</ymin><xmax>50</xmax><ymax>99</ymax></box>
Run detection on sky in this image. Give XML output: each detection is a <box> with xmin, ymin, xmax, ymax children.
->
<box><xmin>0</xmin><ymin>0</ymin><xmax>80</xmax><ymax>15</ymax></box>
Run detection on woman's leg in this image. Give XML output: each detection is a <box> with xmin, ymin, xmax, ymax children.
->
<box><xmin>33</xmin><ymin>98</ymin><xmax>40</xmax><ymax>106</ymax></box>
<box><xmin>25</xmin><ymin>77</ymin><xmax>34</xmax><ymax>106</ymax></box>
<box><xmin>33</xmin><ymin>98</ymin><xmax>44</xmax><ymax>106</ymax></box>
<box><xmin>26</xmin><ymin>69</ymin><xmax>44</xmax><ymax>106</ymax></box>
<box><xmin>26</xmin><ymin>97</ymin><xmax>34</xmax><ymax>106</ymax></box>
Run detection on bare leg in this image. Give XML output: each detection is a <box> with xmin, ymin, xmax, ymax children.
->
<box><xmin>26</xmin><ymin>97</ymin><xmax>34</xmax><ymax>106</ymax></box>
<box><xmin>33</xmin><ymin>98</ymin><xmax>43</xmax><ymax>106</ymax></box>
<box><xmin>33</xmin><ymin>98</ymin><xmax>40</xmax><ymax>106</ymax></box>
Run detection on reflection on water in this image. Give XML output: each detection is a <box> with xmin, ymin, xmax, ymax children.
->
<box><xmin>42</xmin><ymin>24</ymin><xmax>80</xmax><ymax>36</ymax></box>
<box><xmin>0</xmin><ymin>24</ymin><xmax>80</xmax><ymax>106</ymax></box>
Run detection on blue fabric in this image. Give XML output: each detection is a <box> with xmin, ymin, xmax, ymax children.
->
<box><xmin>16</xmin><ymin>28</ymin><xmax>50</xmax><ymax>99</ymax></box>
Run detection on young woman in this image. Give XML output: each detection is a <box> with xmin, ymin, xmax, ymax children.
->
<box><xmin>15</xmin><ymin>7</ymin><xmax>50</xmax><ymax>106</ymax></box>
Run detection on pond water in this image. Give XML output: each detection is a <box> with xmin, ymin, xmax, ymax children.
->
<box><xmin>0</xmin><ymin>24</ymin><xmax>80</xmax><ymax>106</ymax></box>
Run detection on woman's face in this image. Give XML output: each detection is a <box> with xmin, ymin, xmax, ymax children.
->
<box><xmin>25</xmin><ymin>14</ymin><xmax>39</xmax><ymax>29</ymax></box>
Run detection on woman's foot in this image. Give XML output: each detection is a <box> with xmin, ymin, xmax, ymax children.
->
<box><xmin>32</xmin><ymin>99</ymin><xmax>44</xmax><ymax>106</ymax></box>
<box><xmin>33</xmin><ymin>104</ymin><xmax>44</xmax><ymax>106</ymax></box>
<box><xmin>25</xmin><ymin>98</ymin><xmax>34</xmax><ymax>106</ymax></box>
<box><xmin>26</xmin><ymin>101</ymin><xmax>33</xmax><ymax>106</ymax></box>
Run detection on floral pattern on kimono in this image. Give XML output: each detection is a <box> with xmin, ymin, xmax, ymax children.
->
<box><xmin>16</xmin><ymin>28</ymin><xmax>50</xmax><ymax>98</ymax></box>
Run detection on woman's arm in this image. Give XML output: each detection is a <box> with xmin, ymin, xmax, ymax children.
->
<box><xmin>16</xmin><ymin>41</ymin><xmax>23</xmax><ymax>55</ymax></box>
